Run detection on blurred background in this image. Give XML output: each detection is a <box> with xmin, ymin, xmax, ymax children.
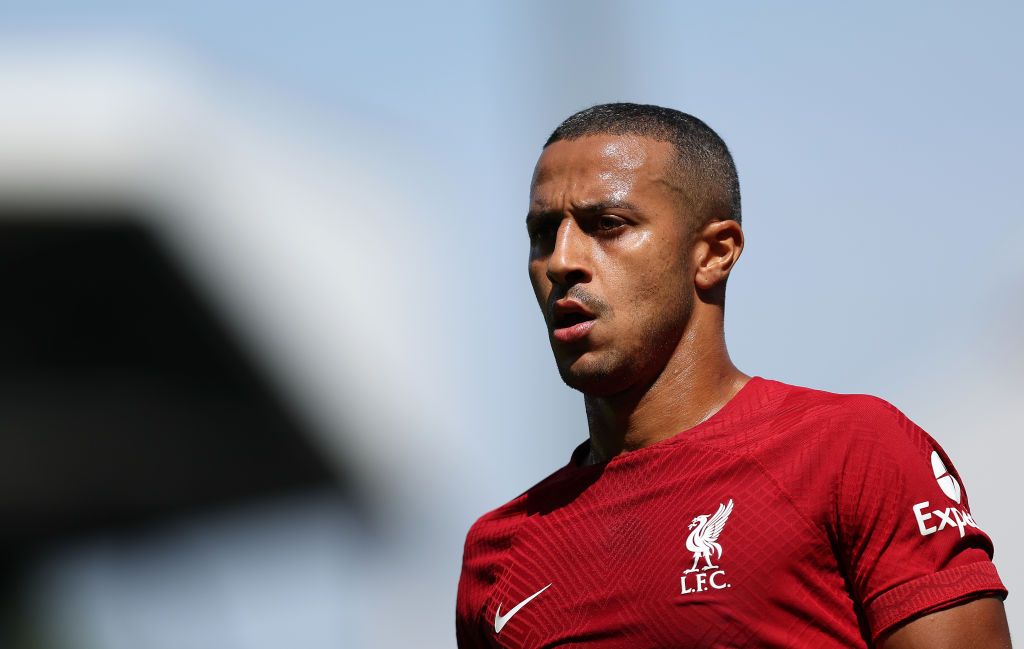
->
<box><xmin>0</xmin><ymin>1</ymin><xmax>1019</xmax><ymax>647</ymax></box>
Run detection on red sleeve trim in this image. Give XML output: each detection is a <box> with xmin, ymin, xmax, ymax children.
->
<box><xmin>867</xmin><ymin>561</ymin><xmax>1007</xmax><ymax>642</ymax></box>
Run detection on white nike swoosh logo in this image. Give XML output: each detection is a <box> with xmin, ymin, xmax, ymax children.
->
<box><xmin>494</xmin><ymin>583</ymin><xmax>552</xmax><ymax>633</ymax></box>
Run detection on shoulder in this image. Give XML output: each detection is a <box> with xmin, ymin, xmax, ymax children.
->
<box><xmin>763</xmin><ymin>380</ymin><xmax>974</xmax><ymax>520</ymax></box>
<box><xmin>457</xmin><ymin>455</ymin><xmax>580</xmax><ymax>613</ymax></box>
<box><xmin>759</xmin><ymin>376</ymin><xmax>898</xmax><ymax>421</ymax></box>
<box><xmin>456</xmin><ymin>449</ymin><xmax>589</xmax><ymax>631</ymax></box>
<box><xmin>733</xmin><ymin>379</ymin><xmax>948</xmax><ymax>521</ymax></box>
<box><xmin>754</xmin><ymin>378</ymin><xmax>933</xmax><ymax>456</ymax></box>
<box><xmin>461</xmin><ymin>454</ymin><xmax>578</xmax><ymax>553</ymax></box>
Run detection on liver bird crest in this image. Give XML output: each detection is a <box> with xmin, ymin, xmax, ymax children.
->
<box><xmin>684</xmin><ymin>499</ymin><xmax>734</xmax><ymax>574</ymax></box>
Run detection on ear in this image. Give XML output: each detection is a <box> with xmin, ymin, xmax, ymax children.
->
<box><xmin>693</xmin><ymin>219</ymin><xmax>744</xmax><ymax>291</ymax></box>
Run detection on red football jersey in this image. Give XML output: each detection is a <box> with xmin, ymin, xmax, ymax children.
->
<box><xmin>456</xmin><ymin>376</ymin><xmax>1007</xmax><ymax>648</ymax></box>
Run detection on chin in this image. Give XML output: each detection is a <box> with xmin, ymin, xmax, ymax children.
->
<box><xmin>556</xmin><ymin>352</ymin><xmax>633</xmax><ymax>396</ymax></box>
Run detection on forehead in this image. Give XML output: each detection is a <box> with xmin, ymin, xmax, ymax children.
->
<box><xmin>530</xmin><ymin>134</ymin><xmax>677</xmax><ymax>208</ymax></box>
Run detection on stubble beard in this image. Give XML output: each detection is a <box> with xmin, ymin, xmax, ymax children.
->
<box><xmin>556</xmin><ymin>346</ymin><xmax>628</xmax><ymax>396</ymax></box>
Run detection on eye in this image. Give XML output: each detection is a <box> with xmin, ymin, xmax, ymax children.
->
<box><xmin>528</xmin><ymin>220</ymin><xmax>557</xmax><ymax>242</ymax></box>
<box><xmin>596</xmin><ymin>215</ymin><xmax>626</xmax><ymax>232</ymax></box>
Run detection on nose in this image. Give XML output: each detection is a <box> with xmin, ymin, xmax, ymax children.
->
<box><xmin>546</xmin><ymin>218</ymin><xmax>591</xmax><ymax>287</ymax></box>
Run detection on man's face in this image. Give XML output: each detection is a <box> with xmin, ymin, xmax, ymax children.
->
<box><xmin>527</xmin><ymin>134</ymin><xmax>696</xmax><ymax>396</ymax></box>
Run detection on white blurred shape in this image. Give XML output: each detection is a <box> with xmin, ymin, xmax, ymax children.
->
<box><xmin>0</xmin><ymin>39</ymin><xmax>468</xmax><ymax>521</ymax></box>
<box><xmin>0</xmin><ymin>40</ymin><xmax>470</xmax><ymax>649</ymax></box>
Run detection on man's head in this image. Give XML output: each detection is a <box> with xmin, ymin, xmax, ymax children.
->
<box><xmin>527</xmin><ymin>103</ymin><xmax>744</xmax><ymax>396</ymax></box>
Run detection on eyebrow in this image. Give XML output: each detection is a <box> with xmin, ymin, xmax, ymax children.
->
<box><xmin>525</xmin><ymin>199</ymin><xmax>640</xmax><ymax>224</ymax></box>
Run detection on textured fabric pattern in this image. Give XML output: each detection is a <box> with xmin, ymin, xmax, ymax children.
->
<box><xmin>455</xmin><ymin>377</ymin><xmax>1007</xmax><ymax>648</ymax></box>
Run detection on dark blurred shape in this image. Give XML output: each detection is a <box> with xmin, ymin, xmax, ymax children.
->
<box><xmin>0</xmin><ymin>205</ymin><xmax>345</xmax><ymax>549</ymax></box>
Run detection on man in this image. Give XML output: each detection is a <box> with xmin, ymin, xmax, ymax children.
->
<box><xmin>455</xmin><ymin>103</ymin><xmax>1010</xmax><ymax>648</ymax></box>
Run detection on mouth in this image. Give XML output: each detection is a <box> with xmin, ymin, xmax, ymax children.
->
<box><xmin>551</xmin><ymin>299</ymin><xmax>597</xmax><ymax>343</ymax></box>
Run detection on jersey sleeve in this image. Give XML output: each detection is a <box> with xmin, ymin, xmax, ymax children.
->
<box><xmin>833</xmin><ymin>396</ymin><xmax>1007</xmax><ymax>642</ymax></box>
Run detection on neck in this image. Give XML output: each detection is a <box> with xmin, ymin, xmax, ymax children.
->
<box><xmin>581</xmin><ymin>308</ymin><xmax>749</xmax><ymax>465</ymax></box>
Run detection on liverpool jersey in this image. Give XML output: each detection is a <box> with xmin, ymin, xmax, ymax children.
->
<box><xmin>455</xmin><ymin>376</ymin><xmax>1006</xmax><ymax>648</ymax></box>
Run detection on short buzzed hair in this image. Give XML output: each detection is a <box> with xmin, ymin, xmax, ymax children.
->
<box><xmin>545</xmin><ymin>103</ymin><xmax>741</xmax><ymax>228</ymax></box>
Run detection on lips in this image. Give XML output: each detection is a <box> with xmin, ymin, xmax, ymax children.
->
<box><xmin>551</xmin><ymin>299</ymin><xmax>597</xmax><ymax>343</ymax></box>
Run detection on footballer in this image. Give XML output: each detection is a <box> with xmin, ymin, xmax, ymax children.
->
<box><xmin>455</xmin><ymin>103</ymin><xmax>1010</xmax><ymax>648</ymax></box>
